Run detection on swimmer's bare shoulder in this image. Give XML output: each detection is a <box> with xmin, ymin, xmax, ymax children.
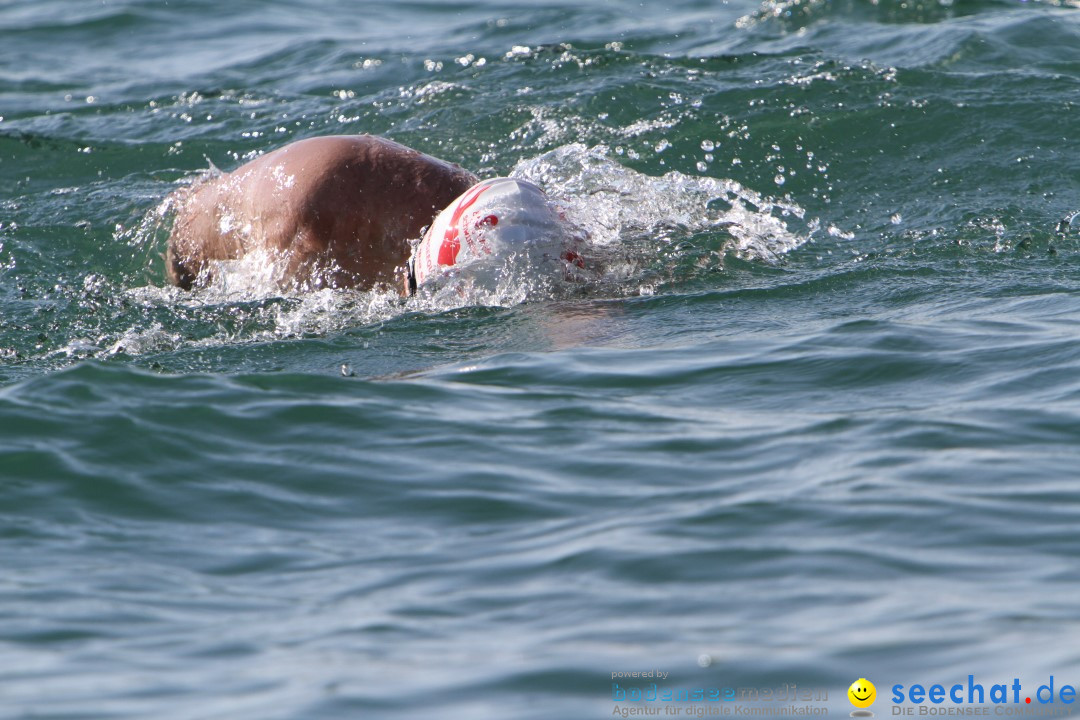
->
<box><xmin>166</xmin><ymin>134</ymin><xmax>478</xmax><ymax>290</ymax></box>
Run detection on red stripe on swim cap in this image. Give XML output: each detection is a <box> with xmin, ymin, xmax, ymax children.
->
<box><xmin>437</xmin><ymin>231</ymin><xmax>459</xmax><ymax>266</ymax></box>
<box><xmin>438</xmin><ymin>183</ymin><xmax>492</xmax><ymax>266</ymax></box>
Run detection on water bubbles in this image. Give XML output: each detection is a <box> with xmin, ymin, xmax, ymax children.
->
<box><xmin>890</xmin><ymin>213</ymin><xmax>902</xmax><ymax>225</ymax></box>
<box><xmin>698</xmin><ymin>141</ymin><xmax>717</xmax><ymax>175</ymax></box>
<box><xmin>454</xmin><ymin>54</ymin><xmax>487</xmax><ymax>68</ymax></box>
<box><xmin>774</xmin><ymin>173</ymin><xmax>786</xmax><ymax>186</ymax></box>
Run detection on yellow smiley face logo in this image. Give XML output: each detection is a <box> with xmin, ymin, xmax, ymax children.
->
<box><xmin>848</xmin><ymin>678</ymin><xmax>876</xmax><ymax>708</ymax></box>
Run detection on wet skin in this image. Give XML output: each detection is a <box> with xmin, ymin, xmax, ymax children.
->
<box><xmin>166</xmin><ymin>135</ymin><xmax>479</xmax><ymax>291</ymax></box>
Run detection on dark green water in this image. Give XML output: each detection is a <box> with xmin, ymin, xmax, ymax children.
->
<box><xmin>3</xmin><ymin>0</ymin><xmax>1080</xmax><ymax>717</ymax></box>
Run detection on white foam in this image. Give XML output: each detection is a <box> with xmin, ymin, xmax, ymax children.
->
<box><xmin>512</xmin><ymin>143</ymin><xmax>810</xmax><ymax>264</ymax></box>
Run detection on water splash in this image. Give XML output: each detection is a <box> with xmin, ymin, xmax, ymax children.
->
<box><xmin>64</xmin><ymin>143</ymin><xmax>816</xmax><ymax>363</ymax></box>
<box><xmin>513</xmin><ymin>142</ymin><xmax>812</xmax><ymax>268</ymax></box>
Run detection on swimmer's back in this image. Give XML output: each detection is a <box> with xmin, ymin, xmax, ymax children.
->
<box><xmin>167</xmin><ymin>135</ymin><xmax>478</xmax><ymax>290</ymax></box>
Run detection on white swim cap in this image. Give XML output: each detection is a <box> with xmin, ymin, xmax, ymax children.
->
<box><xmin>409</xmin><ymin>177</ymin><xmax>575</xmax><ymax>289</ymax></box>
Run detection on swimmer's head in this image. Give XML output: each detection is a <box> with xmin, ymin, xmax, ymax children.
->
<box><xmin>407</xmin><ymin>177</ymin><xmax>578</xmax><ymax>292</ymax></box>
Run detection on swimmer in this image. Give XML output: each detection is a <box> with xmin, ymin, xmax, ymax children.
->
<box><xmin>166</xmin><ymin>134</ymin><xmax>578</xmax><ymax>294</ymax></box>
